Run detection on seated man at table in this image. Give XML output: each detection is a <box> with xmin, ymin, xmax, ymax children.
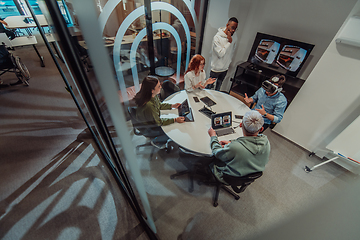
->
<box><xmin>207</xmin><ymin>110</ymin><xmax>270</xmax><ymax>184</ymax></box>
<box><xmin>244</xmin><ymin>74</ymin><xmax>287</xmax><ymax>132</ymax></box>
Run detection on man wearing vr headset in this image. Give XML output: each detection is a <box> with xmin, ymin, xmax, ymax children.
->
<box><xmin>244</xmin><ymin>74</ymin><xmax>287</xmax><ymax>132</ymax></box>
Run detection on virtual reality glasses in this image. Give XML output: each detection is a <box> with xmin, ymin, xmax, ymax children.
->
<box><xmin>262</xmin><ymin>80</ymin><xmax>282</xmax><ymax>94</ymax></box>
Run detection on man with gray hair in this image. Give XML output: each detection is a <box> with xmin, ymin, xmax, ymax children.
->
<box><xmin>207</xmin><ymin>110</ymin><xmax>270</xmax><ymax>184</ymax></box>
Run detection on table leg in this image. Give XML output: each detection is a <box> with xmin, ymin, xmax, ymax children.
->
<box><xmin>32</xmin><ymin>45</ymin><xmax>45</xmax><ymax>67</ymax></box>
<box><xmin>304</xmin><ymin>156</ymin><xmax>339</xmax><ymax>173</ymax></box>
<box><xmin>51</xmin><ymin>42</ymin><xmax>64</xmax><ymax>63</ymax></box>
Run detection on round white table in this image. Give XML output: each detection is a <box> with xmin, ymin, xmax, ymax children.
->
<box><xmin>161</xmin><ymin>89</ymin><xmax>250</xmax><ymax>155</ymax></box>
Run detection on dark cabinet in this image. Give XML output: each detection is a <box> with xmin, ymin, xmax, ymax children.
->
<box><xmin>230</xmin><ymin>62</ymin><xmax>305</xmax><ymax>107</ymax></box>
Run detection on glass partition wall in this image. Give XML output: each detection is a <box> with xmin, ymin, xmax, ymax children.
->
<box><xmin>24</xmin><ymin>0</ymin><xmax>208</xmax><ymax>238</ymax></box>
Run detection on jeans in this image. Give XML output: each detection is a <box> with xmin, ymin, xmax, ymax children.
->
<box><xmin>206</xmin><ymin>70</ymin><xmax>228</xmax><ymax>91</ymax></box>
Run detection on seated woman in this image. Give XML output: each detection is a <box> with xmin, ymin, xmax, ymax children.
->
<box><xmin>184</xmin><ymin>54</ymin><xmax>216</xmax><ymax>92</ymax></box>
<box><xmin>134</xmin><ymin>76</ymin><xmax>185</xmax><ymax>146</ymax></box>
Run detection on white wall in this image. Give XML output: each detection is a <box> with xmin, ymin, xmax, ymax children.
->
<box><xmin>201</xmin><ymin>0</ymin><xmax>357</xmax><ymax>91</ymax></box>
<box><xmin>274</xmin><ymin>0</ymin><xmax>360</xmax><ymax>153</ymax></box>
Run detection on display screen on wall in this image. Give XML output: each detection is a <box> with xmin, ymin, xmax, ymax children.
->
<box><xmin>248</xmin><ymin>32</ymin><xmax>315</xmax><ymax>77</ymax></box>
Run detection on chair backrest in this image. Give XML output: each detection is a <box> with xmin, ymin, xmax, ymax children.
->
<box><xmin>127</xmin><ymin>106</ymin><xmax>153</xmax><ymax>137</ymax></box>
<box><xmin>127</xmin><ymin>106</ymin><xmax>142</xmax><ymax>133</ymax></box>
<box><xmin>0</xmin><ymin>44</ymin><xmax>13</xmax><ymax>69</ymax></box>
<box><xmin>0</xmin><ymin>33</ymin><xmax>12</xmax><ymax>47</ymax></box>
<box><xmin>222</xmin><ymin>172</ymin><xmax>263</xmax><ymax>193</ymax></box>
<box><xmin>160</xmin><ymin>80</ymin><xmax>180</xmax><ymax>101</ymax></box>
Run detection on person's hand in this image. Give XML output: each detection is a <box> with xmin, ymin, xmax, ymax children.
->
<box><xmin>171</xmin><ymin>103</ymin><xmax>181</xmax><ymax>109</ymax></box>
<box><xmin>226</xmin><ymin>29</ymin><xmax>233</xmax><ymax>43</ymax></box>
<box><xmin>208</xmin><ymin>127</ymin><xmax>216</xmax><ymax>137</ymax></box>
<box><xmin>244</xmin><ymin>93</ymin><xmax>253</xmax><ymax>104</ymax></box>
<box><xmin>256</xmin><ymin>104</ymin><xmax>266</xmax><ymax>116</ymax></box>
<box><xmin>175</xmin><ymin>117</ymin><xmax>185</xmax><ymax>123</ymax></box>
<box><xmin>205</xmin><ymin>78</ymin><xmax>216</xmax><ymax>85</ymax></box>
<box><xmin>1</xmin><ymin>20</ymin><xmax>8</xmax><ymax>26</ymax></box>
<box><xmin>219</xmin><ymin>140</ymin><xmax>230</xmax><ymax>147</ymax></box>
<box><xmin>194</xmin><ymin>82</ymin><xmax>203</xmax><ymax>89</ymax></box>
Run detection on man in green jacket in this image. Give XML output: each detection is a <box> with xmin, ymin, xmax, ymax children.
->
<box><xmin>208</xmin><ymin>110</ymin><xmax>270</xmax><ymax>184</ymax></box>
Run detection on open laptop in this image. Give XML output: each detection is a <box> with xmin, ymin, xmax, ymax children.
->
<box><xmin>178</xmin><ymin>99</ymin><xmax>194</xmax><ymax>122</ymax></box>
<box><xmin>211</xmin><ymin>111</ymin><xmax>235</xmax><ymax>137</ymax></box>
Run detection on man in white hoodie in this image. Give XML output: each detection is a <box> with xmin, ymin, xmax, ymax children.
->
<box><xmin>206</xmin><ymin>17</ymin><xmax>238</xmax><ymax>91</ymax></box>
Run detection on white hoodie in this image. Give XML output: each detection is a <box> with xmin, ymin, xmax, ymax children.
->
<box><xmin>211</xmin><ymin>27</ymin><xmax>237</xmax><ymax>72</ymax></box>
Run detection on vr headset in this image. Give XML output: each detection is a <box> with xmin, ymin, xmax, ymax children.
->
<box><xmin>262</xmin><ymin>76</ymin><xmax>282</xmax><ymax>94</ymax></box>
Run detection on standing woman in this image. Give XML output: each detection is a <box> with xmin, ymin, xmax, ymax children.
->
<box><xmin>134</xmin><ymin>76</ymin><xmax>185</xmax><ymax>142</ymax></box>
<box><xmin>184</xmin><ymin>54</ymin><xmax>216</xmax><ymax>92</ymax></box>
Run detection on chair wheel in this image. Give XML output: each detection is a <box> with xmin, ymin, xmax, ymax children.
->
<box><xmin>170</xmin><ymin>175</ymin><xmax>175</xmax><ymax>179</ymax></box>
<box><xmin>235</xmin><ymin>196</ymin><xmax>240</xmax><ymax>200</ymax></box>
<box><xmin>213</xmin><ymin>202</ymin><xmax>218</xmax><ymax>207</ymax></box>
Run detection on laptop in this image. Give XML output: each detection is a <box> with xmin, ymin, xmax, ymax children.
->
<box><xmin>178</xmin><ymin>99</ymin><xmax>194</xmax><ymax>122</ymax></box>
<box><xmin>200</xmin><ymin>96</ymin><xmax>216</xmax><ymax>107</ymax></box>
<box><xmin>211</xmin><ymin>112</ymin><xmax>235</xmax><ymax>137</ymax></box>
<box><xmin>199</xmin><ymin>105</ymin><xmax>216</xmax><ymax>119</ymax></box>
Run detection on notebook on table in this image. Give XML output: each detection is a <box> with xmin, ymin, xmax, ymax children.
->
<box><xmin>211</xmin><ymin>112</ymin><xmax>235</xmax><ymax>137</ymax></box>
<box><xmin>178</xmin><ymin>99</ymin><xmax>194</xmax><ymax>122</ymax></box>
<box><xmin>200</xmin><ymin>96</ymin><xmax>216</xmax><ymax>107</ymax></box>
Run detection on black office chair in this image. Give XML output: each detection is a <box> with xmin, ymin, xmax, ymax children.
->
<box><xmin>127</xmin><ymin>106</ymin><xmax>173</xmax><ymax>153</ymax></box>
<box><xmin>159</xmin><ymin>79</ymin><xmax>180</xmax><ymax>101</ymax></box>
<box><xmin>72</xmin><ymin>36</ymin><xmax>92</xmax><ymax>72</ymax></box>
<box><xmin>207</xmin><ymin>171</ymin><xmax>263</xmax><ymax>207</ymax></box>
<box><xmin>0</xmin><ymin>44</ymin><xmax>30</xmax><ymax>87</ymax></box>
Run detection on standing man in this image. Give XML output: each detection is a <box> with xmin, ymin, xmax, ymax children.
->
<box><xmin>207</xmin><ymin>110</ymin><xmax>270</xmax><ymax>184</ymax></box>
<box><xmin>206</xmin><ymin>17</ymin><xmax>238</xmax><ymax>91</ymax></box>
<box><xmin>244</xmin><ymin>74</ymin><xmax>288</xmax><ymax>132</ymax></box>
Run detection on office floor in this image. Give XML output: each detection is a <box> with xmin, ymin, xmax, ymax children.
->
<box><xmin>0</xmin><ymin>43</ymin><xmax>358</xmax><ymax>240</ymax></box>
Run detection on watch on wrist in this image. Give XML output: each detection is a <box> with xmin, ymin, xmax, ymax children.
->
<box><xmin>263</xmin><ymin>113</ymin><xmax>267</xmax><ymax>117</ymax></box>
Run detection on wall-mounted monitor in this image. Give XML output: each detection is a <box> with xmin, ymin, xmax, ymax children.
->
<box><xmin>248</xmin><ymin>32</ymin><xmax>314</xmax><ymax>77</ymax></box>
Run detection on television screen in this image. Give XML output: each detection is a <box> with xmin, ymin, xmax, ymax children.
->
<box><xmin>248</xmin><ymin>32</ymin><xmax>314</xmax><ymax>77</ymax></box>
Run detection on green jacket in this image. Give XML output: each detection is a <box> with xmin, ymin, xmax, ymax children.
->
<box><xmin>136</xmin><ymin>95</ymin><xmax>175</xmax><ymax>126</ymax></box>
<box><xmin>210</xmin><ymin>134</ymin><xmax>270</xmax><ymax>184</ymax></box>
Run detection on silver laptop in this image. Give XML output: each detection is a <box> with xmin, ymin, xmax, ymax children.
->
<box><xmin>211</xmin><ymin>112</ymin><xmax>235</xmax><ymax>137</ymax></box>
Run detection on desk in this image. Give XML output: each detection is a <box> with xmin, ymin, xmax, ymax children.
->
<box><xmin>3</xmin><ymin>15</ymin><xmax>49</xmax><ymax>67</ymax></box>
<box><xmin>161</xmin><ymin>89</ymin><xmax>250</xmax><ymax>155</ymax></box>
<box><xmin>4</xmin><ymin>15</ymin><xmax>48</xmax><ymax>29</ymax></box>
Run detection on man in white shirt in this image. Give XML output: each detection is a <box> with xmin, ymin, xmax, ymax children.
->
<box><xmin>206</xmin><ymin>17</ymin><xmax>238</xmax><ymax>91</ymax></box>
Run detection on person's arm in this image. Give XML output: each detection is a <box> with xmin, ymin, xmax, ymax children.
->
<box><xmin>212</xmin><ymin>35</ymin><xmax>231</xmax><ymax>59</ymax></box>
<box><xmin>0</xmin><ymin>20</ymin><xmax>8</xmax><ymax>26</ymax></box>
<box><xmin>184</xmin><ymin>72</ymin><xmax>195</xmax><ymax>92</ymax></box>
<box><xmin>202</xmin><ymin>77</ymin><xmax>216</xmax><ymax>88</ymax></box>
<box><xmin>208</xmin><ymin>128</ymin><xmax>234</xmax><ymax>162</ymax></box>
<box><xmin>249</xmin><ymin>88</ymin><xmax>262</xmax><ymax>106</ymax></box>
<box><xmin>244</xmin><ymin>93</ymin><xmax>254</xmax><ymax>104</ymax></box>
<box><xmin>255</xmin><ymin>97</ymin><xmax>287</xmax><ymax>123</ymax></box>
<box><xmin>184</xmin><ymin>72</ymin><xmax>203</xmax><ymax>91</ymax></box>
<box><xmin>159</xmin><ymin>102</ymin><xmax>172</xmax><ymax>110</ymax></box>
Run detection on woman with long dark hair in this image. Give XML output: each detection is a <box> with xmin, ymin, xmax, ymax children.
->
<box><xmin>184</xmin><ymin>54</ymin><xmax>215</xmax><ymax>92</ymax></box>
<box><xmin>134</xmin><ymin>76</ymin><xmax>185</xmax><ymax>144</ymax></box>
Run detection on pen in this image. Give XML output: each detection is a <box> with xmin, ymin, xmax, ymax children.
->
<box><xmin>336</xmin><ymin>152</ymin><xmax>346</xmax><ymax>158</ymax></box>
<box><xmin>347</xmin><ymin>157</ymin><xmax>360</xmax><ymax>164</ymax></box>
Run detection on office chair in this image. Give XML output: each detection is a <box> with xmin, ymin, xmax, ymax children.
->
<box><xmin>127</xmin><ymin>106</ymin><xmax>173</xmax><ymax>153</ymax></box>
<box><xmin>170</xmin><ymin>148</ymin><xmax>214</xmax><ymax>193</ymax></box>
<box><xmin>159</xmin><ymin>79</ymin><xmax>180</xmax><ymax>101</ymax></box>
<box><xmin>204</xmin><ymin>170</ymin><xmax>263</xmax><ymax>207</ymax></box>
<box><xmin>71</xmin><ymin>36</ymin><xmax>92</xmax><ymax>72</ymax></box>
<box><xmin>0</xmin><ymin>44</ymin><xmax>30</xmax><ymax>87</ymax></box>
